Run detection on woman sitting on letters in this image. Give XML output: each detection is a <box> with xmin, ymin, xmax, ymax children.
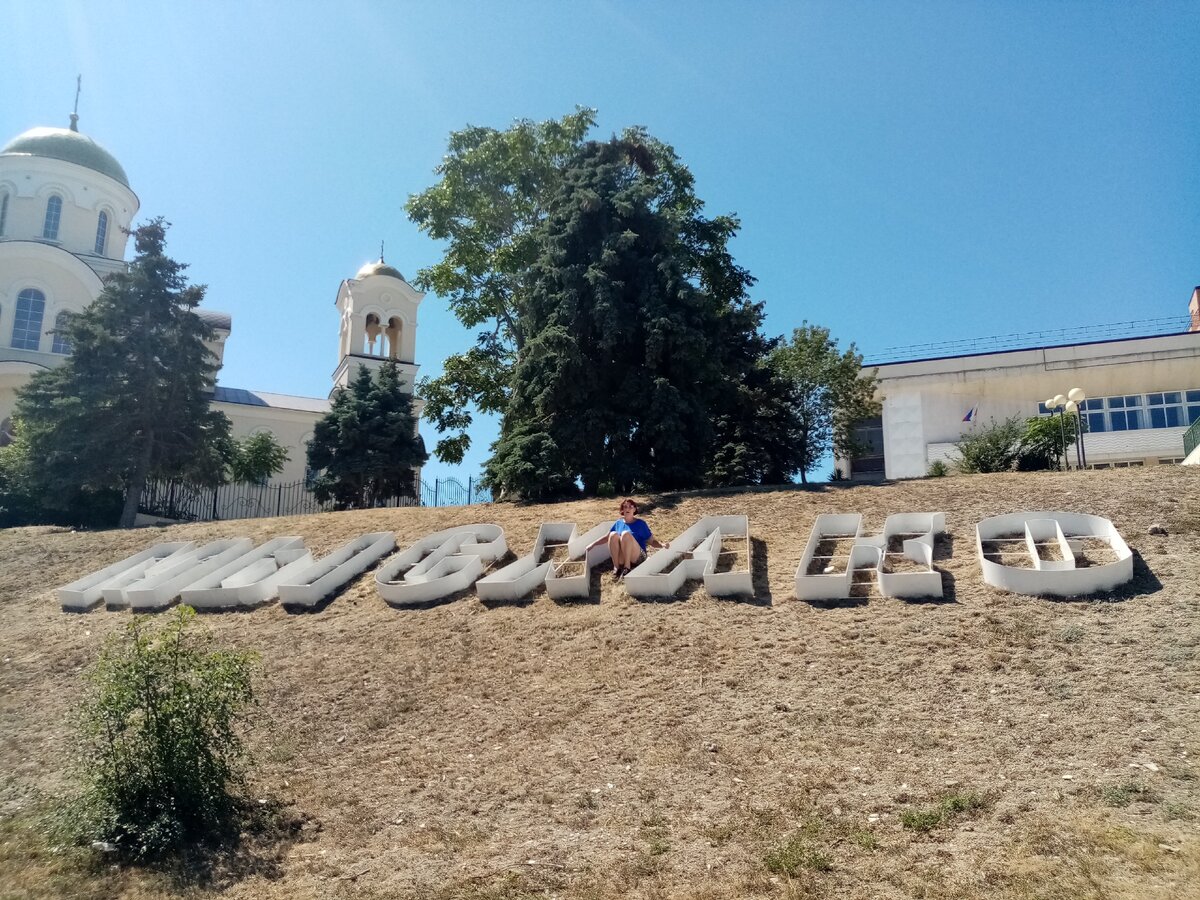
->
<box><xmin>587</xmin><ymin>498</ymin><xmax>665</xmax><ymax>581</ymax></box>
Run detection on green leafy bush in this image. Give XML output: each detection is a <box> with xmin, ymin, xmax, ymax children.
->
<box><xmin>927</xmin><ymin>460</ymin><xmax>949</xmax><ymax>478</ymax></box>
<box><xmin>953</xmin><ymin>417</ymin><xmax>1023</xmax><ymax>474</ymax></box>
<box><xmin>1016</xmin><ymin>413</ymin><xmax>1076</xmax><ymax>471</ymax></box>
<box><xmin>901</xmin><ymin>791</ymin><xmax>990</xmax><ymax>832</ymax></box>
<box><xmin>954</xmin><ymin>414</ymin><xmax>1077</xmax><ymax>474</ymax></box>
<box><xmin>73</xmin><ymin>607</ymin><xmax>258</xmax><ymax>858</ymax></box>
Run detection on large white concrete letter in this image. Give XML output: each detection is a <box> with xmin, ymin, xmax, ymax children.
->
<box><xmin>624</xmin><ymin>515</ymin><xmax>752</xmax><ymax>599</ymax></box>
<box><xmin>112</xmin><ymin>539</ymin><xmax>255</xmax><ymax>611</ymax></box>
<box><xmin>475</xmin><ymin>521</ymin><xmax>614</xmax><ymax>601</ymax></box>
<box><xmin>794</xmin><ymin>512</ymin><xmax>946</xmax><ymax>601</ymax></box>
<box><xmin>180</xmin><ymin>537</ymin><xmax>309</xmax><ymax>609</ymax></box>
<box><xmin>976</xmin><ymin>512</ymin><xmax>1133</xmax><ymax>597</ymax></box>
<box><xmin>58</xmin><ymin>542</ymin><xmax>196</xmax><ymax>611</ymax></box>
<box><xmin>277</xmin><ymin>532</ymin><xmax>396</xmax><ymax>608</ymax></box>
<box><xmin>376</xmin><ymin>525</ymin><xmax>506</xmax><ymax>607</ymax></box>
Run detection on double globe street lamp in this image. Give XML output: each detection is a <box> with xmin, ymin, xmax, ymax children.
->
<box><xmin>1045</xmin><ymin>388</ymin><xmax>1088</xmax><ymax>470</ymax></box>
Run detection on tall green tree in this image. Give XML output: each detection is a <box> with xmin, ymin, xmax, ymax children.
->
<box><xmin>769</xmin><ymin>324</ymin><xmax>881</xmax><ymax>484</ymax></box>
<box><xmin>407</xmin><ymin>109</ymin><xmax>779</xmax><ymax>481</ymax></box>
<box><xmin>406</xmin><ymin>107</ymin><xmax>597</xmax><ymax>464</ymax></box>
<box><xmin>16</xmin><ymin>219</ymin><xmax>231</xmax><ymax>528</ymax></box>
<box><xmin>486</xmin><ymin>139</ymin><xmax>742</xmax><ymax>499</ymax></box>
<box><xmin>305</xmin><ymin>362</ymin><xmax>429</xmax><ymax>509</ymax></box>
<box><xmin>226</xmin><ymin>432</ymin><xmax>289</xmax><ymax>485</ymax></box>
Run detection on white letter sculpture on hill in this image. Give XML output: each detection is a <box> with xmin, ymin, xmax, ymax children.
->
<box><xmin>477</xmin><ymin>521</ymin><xmax>613</xmax><ymax>602</ymax></box>
<box><xmin>58</xmin><ymin>542</ymin><xmax>196</xmax><ymax>611</ymax></box>
<box><xmin>277</xmin><ymin>532</ymin><xmax>396</xmax><ymax>608</ymax></box>
<box><xmin>111</xmin><ymin>538</ymin><xmax>255</xmax><ymax>611</ymax></box>
<box><xmin>376</xmin><ymin>524</ymin><xmax>507</xmax><ymax>607</ymax></box>
<box><xmin>624</xmin><ymin>515</ymin><xmax>752</xmax><ymax>599</ymax></box>
<box><xmin>180</xmin><ymin>536</ymin><xmax>310</xmax><ymax>609</ymax></box>
<box><xmin>794</xmin><ymin>513</ymin><xmax>946</xmax><ymax>601</ymax></box>
<box><xmin>975</xmin><ymin>512</ymin><xmax>1133</xmax><ymax>597</ymax></box>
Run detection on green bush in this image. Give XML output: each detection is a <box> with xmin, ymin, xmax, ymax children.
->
<box><xmin>954</xmin><ymin>414</ymin><xmax>1077</xmax><ymax>474</ymax></box>
<box><xmin>953</xmin><ymin>417</ymin><xmax>1023</xmax><ymax>474</ymax></box>
<box><xmin>1016</xmin><ymin>413</ymin><xmax>1076</xmax><ymax>471</ymax></box>
<box><xmin>927</xmin><ymin>460</ymin><xmax>949</xmax><ymax>478</ymax></box>
<box><xmin>901</xmin><ymin>791</ymin><xmax>990</xmax><ymax>833</ymax></box>
<box><xmin>73</xmin><ymin>607</ymin><xmax>258</xmax><ymax>859</ymax></box>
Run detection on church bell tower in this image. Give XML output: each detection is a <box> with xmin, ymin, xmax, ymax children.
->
<box><xmin>332</xmin><ymin>253</ymin><xmax>423</xmax><ymax>400</ymax></box>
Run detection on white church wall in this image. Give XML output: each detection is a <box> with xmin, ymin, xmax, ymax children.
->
<box><xmin>0</xmin><ymin>155</ymin><xmax>136</xmax><ymax>261</ymax></box>
<box><xmin>1</xmin><ymin>120</ymin><xmax>427</xmax><ymax>496</ymax></box>
<box><xmin>216</xmin><ymin>401</ymin><xmax>326</xmax><ymax>484</ymax></box>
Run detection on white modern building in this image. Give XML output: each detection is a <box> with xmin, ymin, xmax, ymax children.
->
<box><xmin>0</xmin><ymin>115</ymin><xmax>423</xmax><ymax>484</ymax></box>
<box><xmin>847</xmin><ymin>290</ymin><xmax>1200</xmax><ymax>480</ymax></box>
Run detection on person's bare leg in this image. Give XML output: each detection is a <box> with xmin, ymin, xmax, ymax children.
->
<box><xmin>607</xmin><ymin>532</ymin><xmax>624</xmax><ymax>568</ymax></box>
<box><xmin>620</xmin><ymin>533</ymin><xmax>643</xmax><ymax>571</ymax></box>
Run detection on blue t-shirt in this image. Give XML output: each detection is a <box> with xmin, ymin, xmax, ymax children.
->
<box><xmin>610</xmin><ymin>517</ymin><xmax>652</xmax><ymax>551</ymax></box>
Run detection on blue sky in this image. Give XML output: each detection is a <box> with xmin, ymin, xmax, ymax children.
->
<box><xmin>4</xmin><ymin>1</ymin><xmax>1197</xmax><ymax>482</ymax></box>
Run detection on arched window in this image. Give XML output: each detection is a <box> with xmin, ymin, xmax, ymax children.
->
<box><xmin>42</xmin><ymin>195</ymin><xmax>62</xmax><ymax>240</ymax></box>
<box><xmin>363</xmin><ymin>313</ymin><xmax>382</xmax><ymax>355</ymax></box>
<box><xmin>385</xmin><ymin>317</ymin><xmax>403</xmax><ymax>360</ymax></box>
<box><xmin>0</xmin><ymin>192</ymin><xmax>9</xmax><ymax>236</ymax></box>
<box><xmin>94</xmin><ymin>210</ymin><xmax>109</xmax><ymax>255</ymax></box>
<box><xmin>11</xmin><ymin>289</ymin><xmax>46</xmax><ymax>350</ymax></box>
<box><xmin>51</xmin><ymin>311</ymin><xmax>72</xmax><ymax>354</ymax></box>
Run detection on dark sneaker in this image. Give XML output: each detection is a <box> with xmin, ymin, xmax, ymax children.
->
<box><xmin>613</xmin><ymin>565</ymin><xmax>628</xmax><ymax>581</ymax></box>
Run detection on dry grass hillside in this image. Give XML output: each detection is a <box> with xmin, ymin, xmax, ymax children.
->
<box><xmin>2</xmin><ymin>467</ymin><xmax>1199</xmax><ymax>900</ymax></box>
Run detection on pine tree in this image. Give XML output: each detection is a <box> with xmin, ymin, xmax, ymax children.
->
<box><xmin>16</xmin><ymin>219</ymin><xmax>231</xmax><ymax>528</ymax></box>
<box><xmin>306</xmin><ymin>362</ymin><xmax>428</xmax><ymax>509</ymax></box>
<box><xmin>486</xmin><ymin>140</ymin><xmax>728</xmax><ymax>499</ymax></box>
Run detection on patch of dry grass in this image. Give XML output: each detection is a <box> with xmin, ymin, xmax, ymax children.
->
<box><xmin>1</xmin><ymin>467</ymin><xmax>1199</xmax><ymax>898</ymax></box>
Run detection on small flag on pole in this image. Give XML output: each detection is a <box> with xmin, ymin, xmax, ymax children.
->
<box><xmin>963</xmin><ymin>406</ymin><xmax>978</xmax><ymax>423</ymax></box>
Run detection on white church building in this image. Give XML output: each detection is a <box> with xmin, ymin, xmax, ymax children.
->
<box><xmin>0</xmin><ymin>115</ymin><xmax>423</xmax><ymax>484</ymax></box>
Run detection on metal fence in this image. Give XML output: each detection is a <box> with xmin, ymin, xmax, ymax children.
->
<box><xmin>139</xmin><ymin>475</ymin><xmax>492</xmax><ymax>523</ymax></box>
<box><xmin>1185</xmin><ymin>415</ymin><xmax>1200</xmax><ymax>459</ymax></box>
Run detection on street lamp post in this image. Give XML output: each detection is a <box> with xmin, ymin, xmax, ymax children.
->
<box><xmin>1046</xmin><ymin>394</ymin><xmax>1069</xmax><ymax>470</ymax></box>
<box><xmin>1044</xmin><ymin>388</ymin><xmax>1088</xmax><ymax>471</ymax></box>
<box><xmin>1068</xmin><ymin>388</ymin><xmax>1088</xmax><ymax>468</ymax></box>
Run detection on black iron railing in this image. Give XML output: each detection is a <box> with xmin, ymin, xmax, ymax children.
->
<box><xmin>1185</xmin><ymin>415</ymin><xmax>1200</xmax><ymax>459</ymax></box>
<box><xmin>140</xmin><ymin>474</ymin><xmax>492</xmax><ymax>523</ymax></box>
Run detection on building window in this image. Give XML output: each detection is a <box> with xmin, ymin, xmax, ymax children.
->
<box><xmin>1045</xmin><ymin>389</ymin><xmax>1200</xmax><ymax>433</ymax></box>
<box><xmin>42</xmin><ymin>195</ymin><xmax>62</xmax><ymax>240</ymax></box>
<box><xmin>363</xmin><ymin>313</ymin><xmax>382</xmax><ymax>355</ymax></box>
<box><xmin>11</xmin><ymin>289</ymin><xmax>46</xmax><ymax>350</ymax></box>
<box><xmin>1187</xmin><ymin>390</ymin><xmax>1200</xmax><ymax>428</ymax></box>
<box><xmin>94</xmin><ymin>210</ymin><xmax>109</xmax><ymax>255</ymax></box>
<box><xmin>0</xmin><ymin>192</ymin><xmax>8</xmax><ymax>236</ymax></box>
<box><xmin>51</xmin><ymin>311</ymin><xmax>71</xmax><ymax>354</ymax></box>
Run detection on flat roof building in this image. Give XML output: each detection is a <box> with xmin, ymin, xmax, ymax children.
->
<box><xmin>848</xmin><ymin>290</ymin><xmax>1200</xmax><ymax>480</ymax></box>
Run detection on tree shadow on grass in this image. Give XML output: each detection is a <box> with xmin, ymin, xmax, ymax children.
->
<box><xmin>153</xmin><ymin>798</ymin><xmax>311</xmax><ymax>891</ymax></box>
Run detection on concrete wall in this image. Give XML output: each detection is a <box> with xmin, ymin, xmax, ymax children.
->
<box><xmin>0</xmin><ymin>155</ymin><xmax>137</xmax><ymax>264</ymax></box>
<box><xmin>215</xmin><ymin>400</ymin><xmax>325</xmax><ymax>483</ymax></box>
<box><xmin>873</xmin><ymin>332</ymin><xmax>1200</xmax><ymax>478</ymax></box>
